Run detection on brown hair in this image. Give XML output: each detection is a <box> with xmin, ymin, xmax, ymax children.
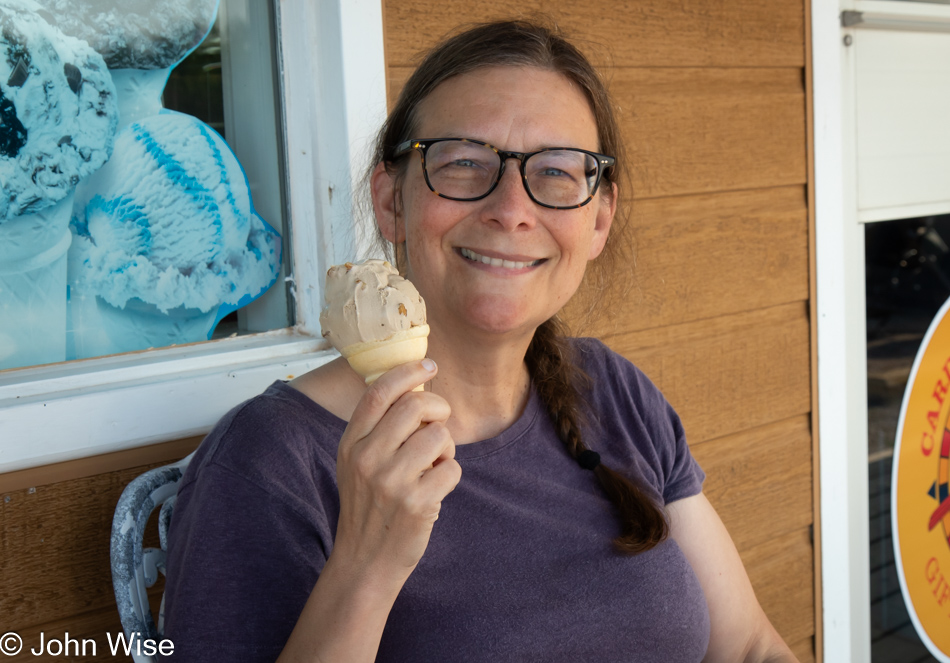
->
<box><xmin>369</xmin><ymin>20</ymin><xmax>665</xmax><ymax>554</ymax></box>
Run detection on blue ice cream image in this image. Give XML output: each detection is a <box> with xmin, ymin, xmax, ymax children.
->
<box><xmin>68</xmin><ymin>111</ymin><xmax>281</xmax><ymax>357</ymax></box>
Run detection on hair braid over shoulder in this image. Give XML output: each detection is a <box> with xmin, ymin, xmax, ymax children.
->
<box><xmin>526</xmin><ymin>318</ymin><xmax>669</xmax><ymax>555</ymax></box>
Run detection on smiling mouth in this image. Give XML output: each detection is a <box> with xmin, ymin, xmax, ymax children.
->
<box><xmin>459</xmin><ymin>247</ymin><xmax>544</xmax><ymax>269</ymax></box>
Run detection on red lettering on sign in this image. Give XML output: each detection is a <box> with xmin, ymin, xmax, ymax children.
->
<box><xmin>939</xmin><ymin>581</ymin><xmax>950</xmax><ymax>607</ymax></box>
<box><xmin>923</xmin><ymin>432</ymin><xmax>935</xmax><ymax>457</ymax></box>
<box><xmin>934</xmin><ymin>379</ymin><xmax>949</xmax><ymax>407</ymax></box>
<box><xmin>928</xmin><ymin>410</ymin><xmax>941</xmax><ymax>433</ymax></box>
<box><xmin>927</xmin><ymin>557</ymin><xmax>939</xmax><ymax>583</ymax></box>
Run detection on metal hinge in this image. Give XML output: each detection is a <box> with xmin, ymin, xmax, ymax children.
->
<box><xmin>841</xmin><ymin>10</ymin><xmax>865</xmax><ymax>27</ymax></box>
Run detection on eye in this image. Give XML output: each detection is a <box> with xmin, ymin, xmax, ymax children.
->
<box><xmin>450</xmin><ymin>158</ymin><xmax>480</xmax><ymax>169</ymax></box>
<box><xmin>527</xmin><ymin>151</ymin><xmax>586</xmax><ymax>183</ymax></box>
<box><xmin>427</xmin><ymin>142</ymin><xmax>496</xmax><ymax>175</ymax></box>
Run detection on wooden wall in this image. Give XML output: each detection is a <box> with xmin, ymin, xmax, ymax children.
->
<box><xmin>384</xmin><ymin>0</ymin><xmax>815</xmax><ymax>660</ymax></box>
<box><xmin>0</xmin><ymin>439</ymin><xmax>201</xmax><ymax>663</ymax></box>
<box><xmin>0</xmin><ymin>1</ymin><xmax>816</xmax><ymax>661</ymax></box>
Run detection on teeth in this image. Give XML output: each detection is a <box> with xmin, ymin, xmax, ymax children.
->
<box><xmin>460</xmin><ymin>248</ymin><xmax>539</xmax><ymax>269</ymax></box>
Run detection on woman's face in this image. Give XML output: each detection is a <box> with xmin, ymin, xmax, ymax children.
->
<box><xmin>373</xmin><ymin>65</ymin><xmax>616</xmax><ymax>340</ymax></box>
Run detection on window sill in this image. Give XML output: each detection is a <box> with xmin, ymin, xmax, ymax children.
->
<box><xmin>0</xmin><ymin>329</ymin><xmax>335</xmax><ymax>474</ymax></box>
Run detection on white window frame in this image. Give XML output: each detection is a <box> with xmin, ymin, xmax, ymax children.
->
<box><xmin>813</xmin><ymin>1</ymin><xmax>950</xmax><ymax>661</ymax></box>
<box><xmin>0</xmin><ymin>0</ymin><xmax>388</xmax><ymax>474</ymax></box>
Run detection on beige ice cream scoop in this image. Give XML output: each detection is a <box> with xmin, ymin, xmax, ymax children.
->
<box><xmin>320</xmin><ymin>259</ymin><xmax>429</xmax><ymax>388</ymax></box>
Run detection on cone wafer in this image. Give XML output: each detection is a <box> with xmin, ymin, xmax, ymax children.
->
<box><xmin>342</xmin><ymin>324</ymin><xmax>430</xmax><ymax>389</ymax></box>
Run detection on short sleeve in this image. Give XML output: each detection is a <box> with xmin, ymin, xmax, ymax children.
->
<box><xmin>575</xmin><ymin>338</ymin><xmax>705</xmax><ymax>506</ymax></box>
<box><xmin>658</xmin><ymin>399</ymin><xmax>705</xmax><ymax>504</ymax></box>
<box><xmin>160</xmin><ymin>384</ymin><xmax>343</xmax><ymax>662</ymax></box>
<box><xmin>162</xmin><ymin>464</ymin><xmax>326</xmax><ymax>662</ymax></box>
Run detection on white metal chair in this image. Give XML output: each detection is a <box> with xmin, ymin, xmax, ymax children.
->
<box><xmin>110</xmin><ymin>453</ymin><xmax>194</xmax><ymax>663</ymax></box>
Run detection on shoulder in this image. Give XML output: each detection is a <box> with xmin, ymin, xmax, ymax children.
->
<box><xmin>180</xmin><ymin>381</ymin><xmax>346</xmax><ymax>514</ymax></box>
<box><xmin>569</xmin><ymin>337</ymin><xmax>704</xmax><ymax>504</ymax></box>
<box><xmin>570</xmin><ymin>337</ymin><xmax>668</xmax><ymax>411</ymax></box>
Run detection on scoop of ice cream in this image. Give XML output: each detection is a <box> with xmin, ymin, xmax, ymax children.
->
<box><xmin>31</xmin><ymin>0</ymin><xmax>218</xmax><ymax>70</ymax></box>
<box><xmin>69</xmin><ymin>111</ymin><xmax>281</xmax><ymax>314</ymax></box>
<box><xmin>0</xmin><ymin>2</ymin><xmax>118</xmax><ymax>222</ymax></box>
<box><xmin>320</xmin><ymin>259</ymin><xmax>427</xmax><ymax>349</ymax></box>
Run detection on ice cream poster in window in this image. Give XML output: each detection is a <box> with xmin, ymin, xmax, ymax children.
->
<box><xmin>0</xmin><ymin>2</ymin><xmax>118</xmax><ymax>369</ymax></box>
<box><xmin>0</xmin><ymin>0</ymin><xmax>281</xmax><ymax>368</ymax></box>
<box><xmin>893</xmin><ymin>295</ymin><xmax>950</xmax><ymax>662</ymax></box>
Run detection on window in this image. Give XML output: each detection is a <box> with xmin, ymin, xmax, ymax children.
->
<box><xmin>866</xmin><ymin>214</ymin><xmax>949</xmax><ymax>662</ymax></box>
<box><xmin>0</xmin><ymin>0</ymin><xmax>387</xmax><ymax>473</ymax></box>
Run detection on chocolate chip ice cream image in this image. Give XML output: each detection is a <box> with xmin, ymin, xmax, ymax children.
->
<box><xmin>0</xmin><ymin>2</ymin><xmax>117</xmax><ymax>224</ymax></box>
<box><xmin>0</xmin><ymin>2</ymin><xmax>118</xmax><ymax>369</ymax></box>
<box><xmin>29</xmin><ymin>0</ymin><xmax>219</xmax><ymax>130</ymax></box>
<box><xmin>30</xmin><ymin>0</ymin><xmax>218</xmax><ymax>70</ymax></box>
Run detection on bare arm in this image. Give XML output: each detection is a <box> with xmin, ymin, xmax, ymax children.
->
<box><xmin>277</xmin><ymin>360</ymin><xmax>461</xmax><ymax>663</ymax></box>
<box><xmin>667</xmin><ymin>493</ymin><xmax>799</xmax><ymax>663</ymax></box>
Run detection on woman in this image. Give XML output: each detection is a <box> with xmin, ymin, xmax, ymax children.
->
<box><xmin>163</xmin><ymin>21</ymin><xmax>798</xmax><ymax>662</ymax></box>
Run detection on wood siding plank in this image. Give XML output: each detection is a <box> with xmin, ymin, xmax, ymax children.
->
<box><xmin>613</xmin><ymin>68</ymin><xmax>807</xmax><ymax>198</ymax></box>
<box><xmin>567</xmin><ymin>186</ymin><xmax>809</xmax><ymax>335</ymax></box>
<box><xmin>5</xmin><ymin>593</ymin><xmax>160</xmax><ymax>663</ymax></box>
<box><xmin>0</xmin><ymin>437</ymin><xmax>201</xmax><ymax>494</ymax></box>
<box><xmin>742</xmin><ymin>526</ymin><xmax>815</xmax><ymax>647</ymax></box>
<box><xmin>791</xmin><ymin>635</ymin><xmax>817</xmax><ymax>663</ymax></box>
<box><xmin>0</xmin><ymin>464</ymin><xmax>163</xmax><ymax>631</ymax></box>
<box><xmin>384</xmin><ymin>1</ymin><xmax>805</xmax><ymax>68</ymax></box>
<box><xmin>603</xmin><ymin>302</ymin><xmax>812</xmax><ymax>444</ymax></box>
<box><xmin>692</xmin><ymin>416</ymin><xmax>813</xmax><ymax>553</ymax></box>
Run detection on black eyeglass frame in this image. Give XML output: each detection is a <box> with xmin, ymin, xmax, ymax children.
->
<box><xmin>392</xmin><ymin>138</ymin><xmax>616</xmax><ymax>210</ymax></box>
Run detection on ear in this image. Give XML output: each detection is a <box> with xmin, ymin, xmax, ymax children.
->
<box><xmin>588</xmin><ymin>181</ymin><xmax>617</xmax><ymax>260</ymax></box>
<box><xmin>371</xmin><ymin>161</ymin><xmax>405</xmax><ymax>244</ymax></box>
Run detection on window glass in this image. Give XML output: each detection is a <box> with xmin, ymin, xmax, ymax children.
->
<box><xmin>0</xmin><ymin>0</ymin><xmax>289</xmax><ymax>371</ymax></box>
<box><xmin>866</xmin><ymin>213</ymin><xmax>950</xmax><ymax>662</ymax></box>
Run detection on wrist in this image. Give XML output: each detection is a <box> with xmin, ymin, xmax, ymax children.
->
<box><xmin>321</xmin><ymin>545</ymin><xmax>409</xmax><ymax>609</ymax></box>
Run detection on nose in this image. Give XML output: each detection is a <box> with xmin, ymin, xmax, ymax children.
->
<box><xmin>481</xmin><ymin>157</ymin><xmax>537</xmax><ymax>231</ymax></box>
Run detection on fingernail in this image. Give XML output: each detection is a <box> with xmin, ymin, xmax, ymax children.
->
<box><xmin>422</xmin><ymin>358</ymin><xmax>437</xmax><ymax>372</ymax></box>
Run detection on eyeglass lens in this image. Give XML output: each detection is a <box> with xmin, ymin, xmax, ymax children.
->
<box><xmin>424</xmin><ymin>140</ymin><xmax>600</xmax><ymax>207</ymax></box>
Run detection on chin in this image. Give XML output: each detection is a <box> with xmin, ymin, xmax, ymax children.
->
<box><xmin>464</xmin><ymin>301</ymin><xmax>548</xmax><ymax>337</ymax></box>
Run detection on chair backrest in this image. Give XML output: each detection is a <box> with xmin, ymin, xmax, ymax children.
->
<box><xmin>110</xmin><ymin>452</ymin><xmax>194</xmax><ymax>663</ymax></box>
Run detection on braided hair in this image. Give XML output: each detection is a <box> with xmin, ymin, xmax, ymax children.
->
<box><xmin>367</xmin><ymin>20</ymin><xmax>668</xmax><ymax>554</ymax></box>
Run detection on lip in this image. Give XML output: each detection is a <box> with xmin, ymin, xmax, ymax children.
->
<box><xmin>456</xmin><ymin>247</ymin><xmax>546</xmax><ymax>271</ymax></box>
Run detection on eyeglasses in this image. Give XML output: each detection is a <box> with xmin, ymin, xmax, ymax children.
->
<box><xmin>393</xmin><ymin>138</ymin><xmax>615</xmax><ymax>210</ymax></box>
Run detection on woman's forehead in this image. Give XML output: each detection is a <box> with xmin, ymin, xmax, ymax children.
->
<box><xmin>412</xmin><ymin>65</ymin><xmax>600</xmax><ymax>149</ymax></box>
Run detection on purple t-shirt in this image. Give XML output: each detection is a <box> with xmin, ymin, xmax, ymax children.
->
<box><xmin>162</xmin><ymin>339</ymin><xmax>710</xmax><ymax>661</ymax></box>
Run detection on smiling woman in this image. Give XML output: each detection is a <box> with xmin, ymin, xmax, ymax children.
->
<box><xmin>160</xmin><ymin>20</ymin><xmax>799</xmax><ymax>663</ymax></box>
<box><xmin>372</xmin><ymin>66</ymin><xmax>615</xmax><ymax>345</ymax></box>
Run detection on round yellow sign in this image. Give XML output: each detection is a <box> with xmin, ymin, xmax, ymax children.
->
<box><xmin>894</xmin><ymin>297</ymin><xmax>950</xmax><ymax>662</ymax></box>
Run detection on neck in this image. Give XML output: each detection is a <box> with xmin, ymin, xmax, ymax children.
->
<box><xmin>424</xmin><ymin>320</ymin><xmax>535</xmax><ymax>445</ymax></box>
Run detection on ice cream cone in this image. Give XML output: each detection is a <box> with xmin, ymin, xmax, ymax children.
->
<box><xmin>341</xmin><ymin>324</ymin><xmax>430</xmax><ymax>390</ymax></box>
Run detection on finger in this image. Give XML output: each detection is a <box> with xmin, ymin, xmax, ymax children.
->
<box><xmin>365</xmin><ymin>391</ymin><xmax>451</xmax><ymax>458</ymax></box>
<box><xmin>391</xmin><ymin>421</ymin><xmax>455</xmax><ymax>475</ymax></box>
<box><xmin>419</xmin><ymin>456</ymin><xmax>463</xmax><ymax>499</ymax></box>
<box><xmin>345</xmin><ymin>359</ymin><xmax>439</xmax><ymax>442</ymax></box>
